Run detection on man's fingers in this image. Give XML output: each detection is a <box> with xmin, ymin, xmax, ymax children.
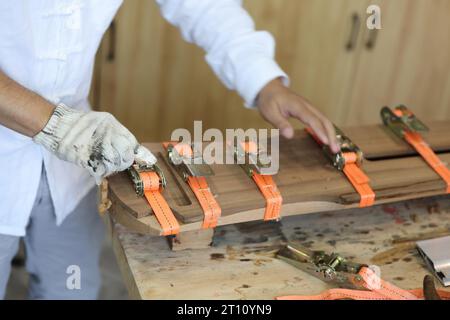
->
<box><xmin>321</xmin><ymin>118</ymin><xmax>340</xmax><ymax>153</ymax></box>
<box><xmin>280</xmin><ymin>126</ymin><xmax>294</xmax><ymax>139</ymax></box>
<box><xmin>307</xmin><ymin>107</ymin><xmax>340</xmax><ymax>153</ymax></box>
<box><xmin>261</xmin><ymin>103</ymin><xmax>294</xmax><ymax>139</ymax></box>
<box><xmin>288</xmin><ymin>104</ymin><xmax>329</xmax><ymax>145</ymax></box>
<box><xmin>135</xmin><ymin>145</ymin><xmax>157</xmax><ymax>166</ymax></box>
<box><xmin>291</xmin><ymin>100</ymin><xmax>340</xmax><ymax>154</ymax></box>
<box><xmin>308</xmin><ymin>119</ymin><xmax>329</xmax><ymax>145</ymax></box>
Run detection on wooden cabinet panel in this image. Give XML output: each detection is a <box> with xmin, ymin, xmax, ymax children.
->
<box><xmin>344</xmin><ymin>0</ymin><xmax>450</xmax><ymax>125</ymax></box>
<box><xmin>247</xmin><ymin>0</ymin><xmax>368</xmax><ymax>124</ymax></box>
<box><xmin>93</xmin><ymin>0</ymin><xmax>365</xmax><ymax>141</ymax></box>
<box><xmin>92</xmin><ymin>0</ymin><xmax>450</xmax><ymax>141</ymax></box>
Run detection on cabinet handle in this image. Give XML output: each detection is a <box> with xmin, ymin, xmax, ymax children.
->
<box><xmin>346</xmin><ymin>13</ymin><xmax>361</xmax><ymax>51</ymax></box>
<box><xmin>365</xmin><ymin>29</ymin><xmax>379</xmax><ymax>50</ymax></box>
<box><xmin>107</xmin><ymin>20</ymin><xmax>116</xmax><ymax>62</ymax></box>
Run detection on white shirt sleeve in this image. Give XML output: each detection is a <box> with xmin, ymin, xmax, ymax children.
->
<box><xmin>155</xmin><ymin>0</ymin><xmax>289</xmax><ymax>107</ymax></box>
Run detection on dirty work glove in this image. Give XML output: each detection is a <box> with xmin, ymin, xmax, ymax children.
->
<box><xmin>33</xmin><ymin>103</ymin><xmax>156</xmax><ymax>184</ymax></box>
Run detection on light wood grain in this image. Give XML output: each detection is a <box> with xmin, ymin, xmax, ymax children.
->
<box><xmin>344</xmin><ymin>0</ymin><xmax>450</xmax><ymax>124</ymax></box>
<box><xmin>169</xmin><ymin>229</ymin><xmax>214</xmax><ymax>251</ymax></box>
<box><xmin>109</xmin><ymin>196</ymin><xmax>450</xmax><ymax>299</ymax></box>
<box><xmin>92</xmin><ymin>0</ymin><xmax>450</xmax><ymax>142</ymax></box>
<box><xmin>107</xmin><ymin>121</ymin><xmax>450</xmax><ymax>236</ymax></box>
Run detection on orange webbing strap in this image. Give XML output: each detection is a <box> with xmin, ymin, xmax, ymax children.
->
<box><xmin>163</xmin><ymin>142</ymin><xmax>221</xmax><ymax>229</ymax></box>
<box><xmin>404</xmin><ymin>132</ymin><xmax>450</xmax><ymax>193</ymax></box>
<box><xmin>139</xmin><ymin>171</ymin><xmax>180</xmax><ymax>236</ymax></box>
<box><xmin>241</xmin><ymin>141</ymin><xmax>282</xmax><ymax>221</ymax></box>
<box><xmin>392</xmin><ymin>108</ymin><xmax>450</xmax><ymax>193</ymax></box>
<box><xmin>305</xmin><ymin>128</ymin><xmax>375</xmax><ymax>208</ymax></box>
<box><xmin>276</xmin><ymin>267</ymin><xmax>450</xmax><ymax>300</ymax></box>
<box><xmin>187</xmin><ymin>176</ymin><xmax>221</xmax><ymax>228</ymax></box>
<box><xmin>252</xmin><ymin>174</ymin><xmax>283</xmax><ymax>221</ymax></box>
<box><xmin>342</xmin><ymin>153</ymin><xmax>375</xmax><ymax>208</ymax></box>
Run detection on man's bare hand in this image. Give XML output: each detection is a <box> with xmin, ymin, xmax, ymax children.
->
<box><xmin>256</xmin><ymin>78</ymin><xmax>340</xmax><ymax>153</ymax></box>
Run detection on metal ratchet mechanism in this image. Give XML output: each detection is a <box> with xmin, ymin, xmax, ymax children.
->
<box><xmin>277</xmin><ymin>243</ymin><xmax>367</xmax><ymax>290</ymax></box>
<box><xmin>128</xmin><ymin>162</ymin><xmax>180</xmax><ymax>236</ymax></box>
<box><xmin>128</xmin><ymin>163</ymin><xmax>167</xmax><ymax>196</ymax></box>
<box><xmin>381</xmin><ymin>105</ymin><xmax>450</xmax><ymax>194</ymax></box>
<box><xmin>306</xmin><ymin>125</ymin><xmax>375</xmax><ymax>207</ymax></box>
<box><xmin>328</xmin><ymin>126</ymin><xmax>363</xmax><ymax>171</ymax></box>
<box><xmin>380</xmin><ymin>105</ymin><xmax>429</xmax><ymax>140</ymax></box>
<box><xmin>233</xmin><ymin>139</ymin><xmax>277</xmax><ymax>176</ymax></box>
<box><xmin>233</xmin><ymin>138</ymin><xmax>282</xmax><ymax>221</ymax></box>
<box><xmin>166</xmin><ymin>143</ymin><xmax>214</xmax><ymax>180</ymax></box>
<box><xmin>165</xmin><ymin>142</ymin><xmax>221</xmax><ymax>229</ymax></box>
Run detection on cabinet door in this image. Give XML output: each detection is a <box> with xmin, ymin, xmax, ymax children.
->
<box><xmin>344</xmin><ymin>0</ymin><xmax>450</xmax><ymax>125</ymax></box>
<box><xmin>248</xmin><ymin>0</ymin><xmax>369</xmax><ymax>126</ymax></box>
<box><xmin>93</xmin><ymin>0</ymin><xmax>366</xmax><ymax>141</ymax></box>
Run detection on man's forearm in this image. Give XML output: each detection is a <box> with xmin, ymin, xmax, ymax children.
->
<box><xmin>0</xmin><ymin>70</ymin><xmax>55</xmax><ymax>137</ymax></box>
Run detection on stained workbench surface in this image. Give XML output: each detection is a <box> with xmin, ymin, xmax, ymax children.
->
<box><xmin>106</xmin><ymin>196</ymin><xmax>450</xmax><ymax>299</ymax></box>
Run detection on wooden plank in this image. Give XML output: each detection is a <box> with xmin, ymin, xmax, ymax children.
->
<box><xmin>110</xmin><ymin>196</ymin><xmax>450</xmax><ymax>299</ymax></box>
<box><xmin>345</xmin><ymin>120</ymin><xmax>450</xmax><ymax>158</ymax></box>
<box><xmin>107</xmin><ymin>121</ymin><xmax>450</xmax><ymax>235</ymax></box>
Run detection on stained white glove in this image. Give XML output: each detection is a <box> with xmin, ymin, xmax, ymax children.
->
<box><xmin>33</xmin><ymin>104</ymin><xmax>156</xmax><ymax>184</ymax></box>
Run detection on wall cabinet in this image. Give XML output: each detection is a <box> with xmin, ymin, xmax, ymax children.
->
<box><xmin>344</xmin><ymin>0</ymin><xmax>450</xmax><ymax>124</ymax></box>
<box><xmin>91</xmin><ymin>0</ymin><xmax>450</xmax><ymax>141</ymax></box>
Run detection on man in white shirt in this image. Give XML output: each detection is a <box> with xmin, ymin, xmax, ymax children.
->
<box><xmin>0</xmin><ymin>0</ymin><xmax>338</xmax><ymax>299</ymax></box>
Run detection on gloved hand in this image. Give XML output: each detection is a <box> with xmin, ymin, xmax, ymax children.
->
<box><xmin>33</xmin><ymin>104</ymin><xmax>156</xmax><ymax>184</ymax></box>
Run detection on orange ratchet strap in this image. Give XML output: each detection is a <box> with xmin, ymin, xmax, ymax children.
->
<box><xmin>237</xmin><ymin>141</ymin><xmax>282</xmax><ymax>221</ymax></box>
<box><xmin>306</xmin><ymin>127</ymin><xmax>375</xmax><ymax>207</ymax></box>
<box><xmin>277</xmin><ymin>266</ymin><xmax>450</xmax><ymax>300</ymax></box>
<box><xmin>276</xmin><ymin>244</ymin><xmax>450</xmax><ymax>300</ymax></box>
<box><xmin>252</xmin><ymin>174</ymin><xmax>282</xmax><ymax>221</ymax></box>
<box><xmin>382</xmin><ymin>106</ymin><xmax>450</xmax><ymax>193</ymax></box>
<box><xmin>128</xmin><ymin>164</ymin><xmax>180</xmax><ymax>236</ymax></box>
<box><xmin>163</xmin><ymin>142</ymin><xmax>221</xmax><ymax>229</ymax></box>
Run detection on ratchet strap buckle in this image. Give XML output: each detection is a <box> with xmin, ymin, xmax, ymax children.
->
<box><xmin>128</xmin><ymin>163</ymin><xmax>180</xmax><ymax>236</ymax></box>
<box><xmin>233</xmin><ymin>140</ymin><xmax>282</xmax><ymax>221</ymax></box>
<box><xmin>381</xmin><ymin>106</ymin><xmax>450</xmax><ymax>193</ymax></box>
<box><xmin>277</xmin><ymin>243</ymin><xmax>367</xmax><ymax>290</ymax></box>
<box><xmin>381</xmin><ymin>105</ymin><xmax>429</xmax><ymax>140</ymax></box>
<box><xmin>128</xmin><ymin>163</ymin><xmax>166</xmax><ymax>196</ymax></box>
<box><xmin>306</xmin><ymin>126</ymin><xmax>375</xmax><ymax>207</ymax></box>
<box><xmin>164</xmin><ymin>142</ymin><xmax>221</xmax><ymax>229</ymax></box>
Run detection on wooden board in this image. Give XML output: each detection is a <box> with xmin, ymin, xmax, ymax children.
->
<box><xmin>107</xmin><ymin>196</ymin><xmax>450</xmax><ymax>299</ymax></box>
<box><xmin>107</xmin><ymin>120</ymin><xmax>450</xmax><ymax>235</ymax></box>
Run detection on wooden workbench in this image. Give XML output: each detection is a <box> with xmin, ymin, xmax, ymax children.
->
<box><xmin>105</xmin><ymin>196</ymin><xmax>450</xmax><ymax>299</ymax></box>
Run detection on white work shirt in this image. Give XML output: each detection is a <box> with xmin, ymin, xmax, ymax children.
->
<box><xmin>0</xmin><ymin>0</ymin><xmax>287</xmax><ymax>236</ymax></box>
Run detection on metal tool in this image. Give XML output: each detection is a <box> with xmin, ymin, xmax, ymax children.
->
<box><xmin>277</xmin><ymin>243</ymin><xmax>367</xmax><ymax>289</ymax></box>
<box><xmin>166</xmin><ymin>143</ymin><xmax>214</xmax><ymax>181</ymax></box>
<box><xmin>308</xmin><ymin>126</ymin><xmax>364</xmax><ymax>171</ymax></box>
<box><xmin>380</xmin><ymin>105</ymin><xmax>429</xmax><ymax>140</ymax></box>
<box><xmin>307</xmin><ymin>126</ymin><xmax>375</xmax><ymax>207</ymax></box>
<box><xmin>128</xmin><ymin>163</ymin><xmax>166</xmax><ymax>196</ymax></box>
<box><xmin>233</xmin><ymin>139</ymin><xmax>276</xmax><ymax>176</ymax></box>
<box><xmin>381</xmin><ymin>105</ymin><xmax>450</xmax><ymax>194</ymax></box>
<box><xmin>329</xmin><ymin>126</ymin><xmax>364</xmax><ymax>171</ymax></box>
